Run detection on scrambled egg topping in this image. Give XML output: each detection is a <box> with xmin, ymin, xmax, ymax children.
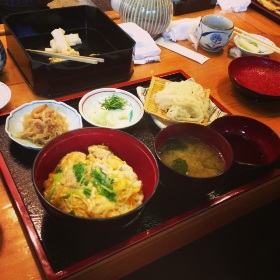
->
<box><xmin>43</xmin><ymin>145</ymin><xmax>143</xmax><ymax>218</ymax></box>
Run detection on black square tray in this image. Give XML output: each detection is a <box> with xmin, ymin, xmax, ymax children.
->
<box><xmin>3</xmin><ymin>5</ymin><xmax>135</xmax><ymax>97</ymax></box>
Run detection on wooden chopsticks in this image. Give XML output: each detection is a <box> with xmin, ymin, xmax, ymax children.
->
<box><xmin>233</xmin><ymin>27</ymin><xmax>280</xmax><ymax>54</ymax></box>
<box><xmin>26</xmin><ymin>49</ymin><xmax>104</xmax><ymax>64</ymax></box>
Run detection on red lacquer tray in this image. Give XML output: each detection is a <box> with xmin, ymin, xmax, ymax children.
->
<box><xmin>1</xmin><ymin>70</ymin><xmax>280</xmax><ymax>279</ymax></box>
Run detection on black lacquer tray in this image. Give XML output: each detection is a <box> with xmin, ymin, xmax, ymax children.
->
<box><xmin>3</xmin><ymin>6</ymin><xmax>135</xmax><ymax>97</ymax></box>
<box><xmin>1</xmin><ymin>70</ymin><xmax>280</xmax><ymax>279</ymax></box>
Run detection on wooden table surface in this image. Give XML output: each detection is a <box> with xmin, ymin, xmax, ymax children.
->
<box><xmin>0</xmin><ymin>6</ymin><xmax>280</xmax><ymax>280</ymax></box>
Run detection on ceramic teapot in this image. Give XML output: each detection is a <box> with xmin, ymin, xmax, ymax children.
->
<box><xmin>116</xmin><ymin>0</ymin><xmax>173</xmax><ymax>38</ymax></box>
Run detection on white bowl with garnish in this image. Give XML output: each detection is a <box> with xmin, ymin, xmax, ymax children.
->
<box><xmin>79</xmin><ymin>88</ymin><xmax>144</xmax><ymax>129</ymax></box>
<box><xmin>234</xmin><ymin>34</ymin><xmax>276</xmax><ymax>56</ymax></box>
<box><xmin>5</xmin><ymin>100</ymin><xmax>83</xmax><ymax>150</ymax></box>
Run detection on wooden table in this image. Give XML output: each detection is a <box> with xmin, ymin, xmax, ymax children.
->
<box><xmin>0</xmin><ymin>6</ymin><xmax>280</xmax><ymax>280</ymax></box>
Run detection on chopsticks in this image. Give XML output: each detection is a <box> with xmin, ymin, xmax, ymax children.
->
<box><xmin>233</xmin><ymin>27</ymin><xmax>280</xmax><ymax>54</ymax></box>
<box><xmin>26</xmin><ymin>49</ymin><xmax>104</xmax><ymax>64</ymax></box>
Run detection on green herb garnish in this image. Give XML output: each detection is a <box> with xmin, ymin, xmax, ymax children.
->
<box><xmin>56</xmin><ymin>168</ymin><xmax>62</xmax><ymax>174</ymax></box>
<box><xmin>101</xmin><ymin>94</ymin><xmax>127</xmax><ymax>110</ymax></box>
<box><xmin>91</xmin><ymin>167</ymin><xmax>116</xmax><ymax>201</ymax></box>
<box><xmin>83</xmin><ymin>187</ymin><xmax>92</xmax><ymax>198</ymax></box>
<box><xmin>73</xmin><ymin>162</ymin><xmax>89</xmax><ymax>186</ymax></box>
<box><xmin>72</xmin><ymin>163</ymin><xmax>116</xmax><ymax>201</ymax></box>
<box><xmin>171</xmin><ymin>158</ymin><xmax>188</xmax><ymax>175</ymax></box>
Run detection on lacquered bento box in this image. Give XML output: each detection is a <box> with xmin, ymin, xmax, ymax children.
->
<box><xmin>3</xmin><ymin>6</ymin><xmax>135</xmax><ymax>97</ymax></box>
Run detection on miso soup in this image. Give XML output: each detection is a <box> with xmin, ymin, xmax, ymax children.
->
<box><xmin>158</xmin><ymin>137</ymin><xmax>225</xmax><ymax>178</ymax></box>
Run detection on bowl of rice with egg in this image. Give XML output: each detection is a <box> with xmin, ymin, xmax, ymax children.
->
<box><xmin>32</xmin><ymin>127</ymin><xmax>159</xmax><ymax>231</ymax></box>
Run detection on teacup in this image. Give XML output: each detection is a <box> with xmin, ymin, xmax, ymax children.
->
<box><xmin>198</xmin><ymin>14</ymin><xmax>234</xmax><ymax>52</ymax></box>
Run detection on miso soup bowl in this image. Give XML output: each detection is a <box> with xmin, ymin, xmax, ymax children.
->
<box><xmin>32</xmin><ymin>127</ymin><xmax>159</xmax><ymax>231</ymax></box>
<box><xmin>209</xmin><ymin>115</ymin><xmax>280</xmax><ymax>171</ymax></box>
<box><xmin>154</xmin><ymin>123</ymin><xmax>234</xmax><ymax>198</ymax></box>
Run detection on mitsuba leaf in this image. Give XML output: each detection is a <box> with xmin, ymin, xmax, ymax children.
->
<box><xmin>73</xmin><ymin>162</ymin><xmax>89</xmax><ymax>185</ymax></box>
<box><xmin>91</xmin><ymin>167</ymin><xmax>116</xmax><ymax>201</ymax></box>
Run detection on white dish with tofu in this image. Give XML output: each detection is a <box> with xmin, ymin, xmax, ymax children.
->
<box><xmin>79</xmin><ymin>88</ymin><xmax>144</xmax><ymax>129</ymax></box>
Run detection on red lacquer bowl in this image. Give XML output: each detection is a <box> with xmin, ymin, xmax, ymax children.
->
<box><xmin>228</xmin><ymin>56</ymin><xmax>280</xmax><ymax>101</ymax></box>
<box><xmin>32</xmin><ymin>127</ymin><xmax>159</xmax><ymax>231</ymax></box>
<box><xmin>154</xmin><ymin>123</ymin><xmax>234</xmax><ymax>198</ymax></box>
<box><xmin>210</xmin><ymin>115</ymin><xmax>280</xmax><ymax>170</ymax></box>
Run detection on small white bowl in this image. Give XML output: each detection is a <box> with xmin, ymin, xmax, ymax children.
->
<box><xmin>79</xmin><ymin>88</ymin><xmax>144</xmax><ymax>129</ymax></box>
<box><xmin>234</xmin><ymin>34</ymin><xmax>275</xmax><ymax>56</ymax></box>
<box><xmin>5</xmin><ymin>100</ymin><xmax>83</xmax><ymax>150</ymax></box>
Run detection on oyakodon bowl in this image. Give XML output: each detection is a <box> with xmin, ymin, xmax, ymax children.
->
<box><xmin>154</xmin><ymin>123</ymin><xmax>234</xmax><ymax>197</ymax></box>
<box><xmin>198</xmin><ymin>14</ymin><xmax>234</xmax><ymax>52</ymax></box>
<box><xmin>209</xmin><ymin>115</ymin><xmax>280</xmax><ymax>171</ymax></box>
<box><xmin>32</xmin><ymin>127</ymin><xmax>159</xmax><ymax>231</ymax></box>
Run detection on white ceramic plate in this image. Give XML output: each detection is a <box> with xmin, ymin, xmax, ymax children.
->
<box><xmin>5</xmin><ymin>100</ymin><xmax>83</xmax><ymax>150</ymax></box>
<box><xmin>79</xmin><ymin>88</ymin><xmax>144</xmax><ymax>129</ymax></box>
<box><xmin>0</xmin><ymin>82</ymin><xmax>11</xmax><ymax>110</ymax></box>
<box><xmin>234</xmin><ymin>34</ymin><xmax>275</xmax><ymax>56</ymax></box>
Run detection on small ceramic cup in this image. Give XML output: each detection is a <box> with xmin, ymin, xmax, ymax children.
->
<box><xmin>0</xmin><ymin>39</ymin><xmax>7</xmax><ymax>72</ymax></box>
<box><xmin>198</xmin><ymin>14</ymin><xmax>234</xmax><ymax>52</ymax></box>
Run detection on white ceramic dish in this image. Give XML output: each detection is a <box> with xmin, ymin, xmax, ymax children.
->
<box><xmin>234</xmin><ymin>34</ymin><xmax>275</xmax><ymax>56</ymax></box>
<box><xmin>79</xmin><ymin>88</ymin><xmax>144</xmax><ymax>129</ymax></box>
<box><xmin>0</xmin><ymin>82</ymin><xmax>11</xmax><ymax>110</ymax></box>
<box><xmin>5</xmin><ymin>100</ymin><xmax>83</xmax><ymax>150</ymax></box>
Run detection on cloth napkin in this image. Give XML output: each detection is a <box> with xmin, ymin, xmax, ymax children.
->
<box><xmin>118</xmin><ymin>22</ymin><xmax>161</xmax><ymax>64</ymax></box>
<box><xmin>162</xmin><ymin>17</ymin><xmax>201</xmax><ymax>43</ymax></box>
<box><xmin>159</xmin><ymin>17</ymin><xmax>209</xmax><ymax>64</ymax></box>
<box><xmin>217</xmin><ymin>0</ymin><xmax>251</xmax><ymax>12</ymax></box>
